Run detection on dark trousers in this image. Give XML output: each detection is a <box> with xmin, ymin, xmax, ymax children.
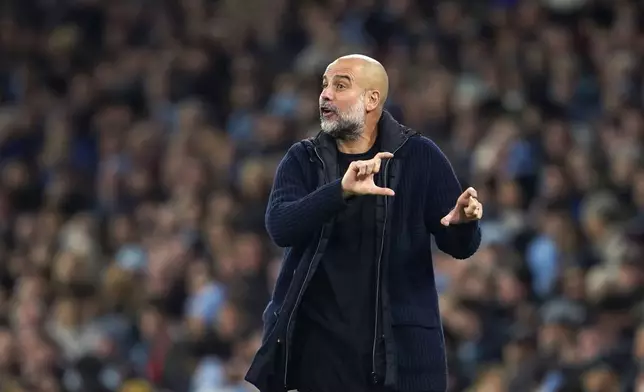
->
<box><xmin>289</xmin><ymin>316</ymin><xmax>385</xmax><ymax>392</ymax></box>
<box><xmin>289</xmin><ymin>318</ymin><xmax>442</xmax><ymax>392</ymax></box>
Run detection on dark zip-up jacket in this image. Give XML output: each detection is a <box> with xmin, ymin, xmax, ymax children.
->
<box><xmin>245</xmin><ymin>111</ymin><xmax>481</xmax><ymax>392</ymax></box>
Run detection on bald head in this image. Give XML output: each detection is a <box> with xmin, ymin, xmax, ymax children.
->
<box><xmin>327</xmin><ymin>54</ymin><xmax>389</xmax><ymax>108</ymax></box>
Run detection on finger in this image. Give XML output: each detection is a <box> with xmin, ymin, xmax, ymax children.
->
<box><xmin>364</xmin><ymin>162</ymin><xmax>375</xmax><ymax>176</ymax></box>
<box><xmin>466</xmin><ymin>203</ymin><xmax>483</xmax><ymax>220</ymax></box>
<box><xmin>349</xmin><ymin>161</ymin><xmax>360</xmax><ymax>173</ymax></box>
<box><xmin>373</xmin><ymin>158</ymin><xmax>381</xmax><ymax>173</ymax></box>
<box><xmin>375</xmin><ymin>152</ymin><xmax>394</xmax><ymax>160</ymax></box>
<box><xmin>465</xmin><ymin>202</ymin><xmax>476</xmax><ymax>216</ymax></box>
<box><xmin>369</xmin><ymin>186</ymin><xmax>395</xmax><ymax>196</ymax></box>
<box><xmin>441</xmin><ymin>211</ymin><xmax>454</xmax><ymax>226</ymax></box>
<box><xmin>357</xmin><ymin>163</ymin><xmax>367</xmax><ymax>176</ymax></box>
<box><xmin>457</xmin><ymin>187</ymin><xmax>478</xmax><ymax>206</ymax></box>
<box><xmin>475</xmin><ymin>206</ymin><xmax>483</xmax><ymax>219</ymax></box>
<box><xmin>369</xmin><ymin>152</ymin><xmax>392</xmax><ymax>173</ymax></box>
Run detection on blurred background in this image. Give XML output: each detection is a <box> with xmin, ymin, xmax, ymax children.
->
<box><xmin>0</xmin><ymin>0</ymin><xmax>643</xmax><ymax>391</ymax></box>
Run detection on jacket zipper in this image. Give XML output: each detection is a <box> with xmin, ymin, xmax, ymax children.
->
<box><xmin>371</xmin><ymin>138</ymin><xmax>409</xmax><ymax>383</ymax></box>
<box><xmin>282</xmin><ymin>148</ymin><xmax>327</xmax><ymax>387</ymax></box>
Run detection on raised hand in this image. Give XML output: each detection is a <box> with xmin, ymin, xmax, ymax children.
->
<box><xmin>341</xmin><ymin>152</ymin><xmax>395</xmax><ymax>197</ymax></box>
<box><xmin>440</xmin><ymin>187</ymin><xmax>483</xmax><ymax>226</ymax></box>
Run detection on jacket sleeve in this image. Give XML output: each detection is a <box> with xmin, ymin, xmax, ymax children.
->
<box><xmin>265</xmin><ymin>143</ymin><xmax>348</xmax><ymax>247</ymax></box>
<box><xmin>424</xmin><ymin>139</ymin><xmax>481</xmax><ymax>259</ymax></box>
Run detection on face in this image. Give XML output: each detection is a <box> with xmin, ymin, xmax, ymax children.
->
<box><xmin>319</xmin><ymin>61</ymin><xmax>368</xmax><ymax>141</ymax></box>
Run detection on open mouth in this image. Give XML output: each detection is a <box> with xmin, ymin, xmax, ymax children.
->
<box><xmin>320</xmin><ymin>107</ymin><xmax>335</xmax><ymax>117</ymax></box>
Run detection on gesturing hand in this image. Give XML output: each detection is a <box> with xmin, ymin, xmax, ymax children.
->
<box><xmin>341</xmin><ymin>152</ymin><xmax>395</xmax><ymax>197</ymax></box>
<box><xmin>440</xmin><ymin>187</ymin><xmax>483</xmax><ymax>226</ymax></box>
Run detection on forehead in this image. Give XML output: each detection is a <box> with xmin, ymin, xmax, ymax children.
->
<box><xmin>323</xmin><ymin>59</ymin><xmax>363</xmax><ymax>80</ymax></box>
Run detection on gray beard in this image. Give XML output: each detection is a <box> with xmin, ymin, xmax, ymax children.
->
<box><xmin>321</xmin><ymin>118</ymin><xmax>363</xmax><ymax>141</ymax></box>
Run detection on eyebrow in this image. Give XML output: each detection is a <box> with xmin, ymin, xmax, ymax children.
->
<box><xmin>323</xmin><ymin>74</ymin><xmax>352</xmax><ymax>83</ymax></box>
<box><xmin>334</xmin><ymin>74</ymin><xmax>351</xmax><ymax>82</ymax></box>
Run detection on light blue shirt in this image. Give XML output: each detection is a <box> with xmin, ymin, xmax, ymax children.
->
<box><xmin>527</xmin><ymin>235</ymin><xmax>559</xmax><ymax>298</ymax></box>
<box><xmin>186</xmin><ymin>283</ymin><xmax>226</xmax><ymax>324</ymax></box>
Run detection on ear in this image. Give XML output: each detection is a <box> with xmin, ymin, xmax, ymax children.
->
<box><xmin>365</xmin><ymin>90</ymin><xmax>380</xmax><ymax>112</ymax></box>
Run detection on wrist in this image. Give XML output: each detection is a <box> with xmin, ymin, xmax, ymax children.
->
<box><xmin>341</xmin><ymin>178</ymin><xmax>353</xmax><ymax>199</ymax></box>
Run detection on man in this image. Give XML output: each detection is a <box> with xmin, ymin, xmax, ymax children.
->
<box><xmin>246</xmin><ymin>55</ymin><xmax>483</xmax><ymax>392</ymax></box>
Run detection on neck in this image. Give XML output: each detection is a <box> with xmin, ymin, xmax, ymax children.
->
<box><xmin>336</xmin><ymin>112</ymin><xmax>380</xmax><ymax>154</ymax></box>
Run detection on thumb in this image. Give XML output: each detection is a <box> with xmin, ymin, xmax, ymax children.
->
<box><xmin>441</xmin><ymin>210</ymin><xmax>454</xmax><ymax>226</ymax></box>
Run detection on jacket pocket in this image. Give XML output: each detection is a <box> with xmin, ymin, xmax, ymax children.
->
<box><xmin>262</xmin><ymin>310</ymin><xmax>280</xmax><ymax>345</ymax></box>
<box><xmin>246</xmin><ymin>329</ymin><xmax>287</xmax><ymax>392</ymax></box>
<box><xmin>391</xmin><ymin>324</ymin><xmax>448</xmax><ymax>392</ymax></box>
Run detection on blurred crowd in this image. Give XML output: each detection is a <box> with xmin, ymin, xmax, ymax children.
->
<box><xmin>0</xmin><ymin>0</ymin><xmax>643</xmax><ymax>391</ymax></box>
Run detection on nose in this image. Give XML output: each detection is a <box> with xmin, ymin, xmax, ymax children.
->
<box><xmin>320</xmin><ymin>86</ymin><xmax>333</xmax><ymax>102</ymax></box>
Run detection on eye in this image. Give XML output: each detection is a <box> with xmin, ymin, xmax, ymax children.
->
<box><xmin>336</xmin><ymin>83</ymin><xmax>346</xmax><ymax>90</ymax></box>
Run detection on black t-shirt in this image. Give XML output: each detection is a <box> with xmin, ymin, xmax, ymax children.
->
<box><xmin>293</xmin><ymin>141</ymin><xmax>382</xmax><ymax>391</ymax></box>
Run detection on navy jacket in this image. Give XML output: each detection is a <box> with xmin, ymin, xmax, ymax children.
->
<box><xmin>245</xmin><ymin>111</ymin><xmax>481</xmax><ymax>392</ymax></box>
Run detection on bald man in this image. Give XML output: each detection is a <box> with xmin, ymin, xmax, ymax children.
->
<box><xmin>246</xmin><ymin>55</ymin><xmax>483</xmax><ymax>392</ymax></box>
